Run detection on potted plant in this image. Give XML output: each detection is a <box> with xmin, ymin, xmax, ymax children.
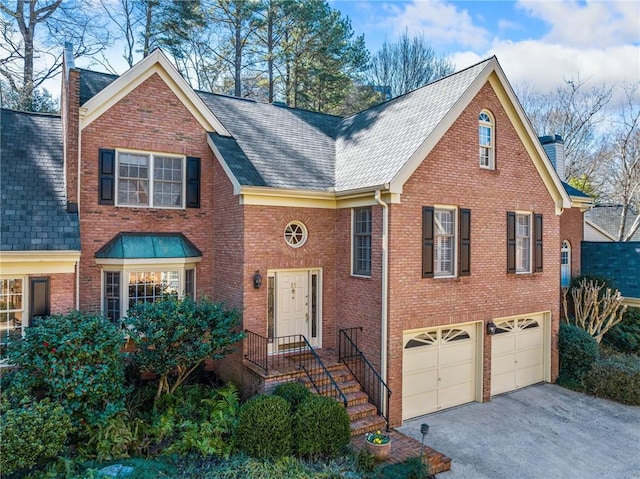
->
<box><xmin>365</xmin><ymin>429</ymin><xmax>391</xmax><ymax>460</ymax></box>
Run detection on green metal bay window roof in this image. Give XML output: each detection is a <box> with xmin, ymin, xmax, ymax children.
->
<box><xmin>95</xmin><ymin>233</ymin><xmax>202</xmax><ymax>259</ymax></box>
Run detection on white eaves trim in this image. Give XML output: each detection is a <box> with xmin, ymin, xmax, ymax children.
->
<box><xmin>389</xmin><ymin>57</ymin><xmax>571</xmax><ymax>215</ymax></box>
<box><xmin>79</xmin><ymin>49</ymin><xmax>230</xmax><ymax>136</ymax></box>
<box><xmin>585</xmin><ymin>218</ymin><xmax>617</xmax><ymax>241</ymax></box>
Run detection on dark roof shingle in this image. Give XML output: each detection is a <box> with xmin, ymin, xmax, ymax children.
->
<box><xmin>1</xmin><ymin>109</ymin><xmax>80</xmax><ymax>251</ymax></box>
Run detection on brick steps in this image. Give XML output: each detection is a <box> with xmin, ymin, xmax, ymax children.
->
<box><xmin>298</xmin><ymin>358</ymin><xmax>386</xmax><ymax>437</ymax></box>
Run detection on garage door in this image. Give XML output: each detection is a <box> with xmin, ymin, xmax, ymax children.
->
<box><xmin>403</xmin><ymin>324</ymin><xmax>477</xmax><ymax>420</ymax></box>
<box><xmin>491</xmin><ymin>315</ymin><xmax>545</xmax><ymax>396</ymax></box>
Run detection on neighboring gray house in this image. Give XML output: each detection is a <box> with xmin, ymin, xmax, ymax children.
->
<box><xmin>584</xmin><ymin>204</ymin><xmax>640</xmax><ymax>242</ymax></box>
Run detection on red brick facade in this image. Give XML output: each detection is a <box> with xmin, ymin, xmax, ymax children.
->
<box><xmin>61</xmin><ymin>59</ymin><xmax>571</xmax><ymax>428</ymax></box>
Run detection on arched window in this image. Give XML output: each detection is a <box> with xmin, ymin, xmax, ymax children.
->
<box><xmin>561</xmin><ymin>240</ymin><xmax>571</xmax><ymax>287</ymax></box>
<box><xmin>479</xmin><ymin>110</ymin><xmax>494</xmax><ymax>169</ymax></box>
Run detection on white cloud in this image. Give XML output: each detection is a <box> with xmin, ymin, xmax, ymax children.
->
<box><xmin>386</xmin><ymin>0</ymin><xmax>491</xmax><ymax>49</ymax></box>
<box><xmin>451</xmin><ymin>41</ymin><xmax>640</xmax><ymax>105</ymax></box>
<box><xmin>516</xmin><ymin>0</ymin><xmax>640</xmax><ymax>48</ymax></box>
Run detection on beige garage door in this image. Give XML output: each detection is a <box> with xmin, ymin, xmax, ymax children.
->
<box><xmin>402</xmin><ymin>324</ymin><xmax>477</xmax><ymax>420</ymax></box>
<box><xmin>491</xmin><ymin>315</ymin><xmax>545</xmax><ymax>396</ymax></box>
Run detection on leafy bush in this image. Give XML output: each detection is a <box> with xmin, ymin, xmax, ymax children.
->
<box><xmin>603</xmin><ymin>307</ymin><xmax>640</xmax><ymax>355</ymax></box>
<box><xmin>235</xmin><ymin>394</ymin><xmax>293</xmax><ymax>459</ymax></box>
<box><xmin>558</xmin><ymin>323</ymin><xmax>600</xmax><ymax>388</ymax></box>
<box><xmin>584</xmin><ymin>354</ymin><xmax>640</xmax><ymax>406</ymax></box>
<box><xmin>0</xmin><ymin>398</ymin><xmax>73</xmax><ymax>475</ymax></box>
<box><xmin>122</xmin><ymin>295</ymin><xmax>243</xmax><ymax>400</ymax></box>
<box><xmin>293</xmin><ymin>395</ymin><xmax>351</xmax><ymax>458</ymax></box>
<box><xmin>5</xmin><ymin>311</ymin><xmax>128</xmax><ymax>426</ymax></box>
<box><xmin>273</xmin><ymin>381</ymin><xmax>312</xmax><ymax>413</ymax></box>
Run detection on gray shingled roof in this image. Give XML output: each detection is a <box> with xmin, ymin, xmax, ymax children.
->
<box><xmin>585</xmin><ymin>205</ymin><xmax>640</xmax><ymax>241</ymax></box>
<box><xmin>1</xmin><ymin>109</ymin><xmax>80</xmax><ymax>251</ymax></box>
<box><xmin>582</xmin><ymin>241</ymin><xmax>640</xmax><ymax>299</ymax></box>
<box><xmin>200</xmin><ymin>94</ymin><xmax>340</xmax><ymax>190</ymax></box>
<box><xmin>335</xmin><ymin>58</ymin><xmax>492</xmax><ymax>191</ymax></box>
<box><xmin>77</xmin><ymin>57</ymin><xmax>495</xmax><ymax>193</ymax></box>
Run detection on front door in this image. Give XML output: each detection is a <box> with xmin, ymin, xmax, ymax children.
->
<box><xmin>272</xmin><ymin>269</ymin><xmax>321</xmax><ymax>349</ymax></box>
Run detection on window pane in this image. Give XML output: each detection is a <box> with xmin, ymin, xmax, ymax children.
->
<box><xmin>0</xmin><ymin>278</ymin><xmax>24</xmax><ymax>360</ymax></box>
<box><xmin>118</xmin><ymin>153</ymin><xmax>149</xmax><ymax>205</ymax></box>
<box><xmin>104</xmin><ymin>271</ymin><xmax>121</xmax><ymax>323</ymax></box>
<box><xmin>516</xmin><ymin>214</ymin><xmax>530</xmax><ymax>272</ymax></box>
<box><xmin>353</xmin><ymin>207</ymin><xmax>372</xmax><ymax>275</ymax></box>
<box><xmin>153</xmin><ymin>156</ymin><xmax>183</xmax><ymax>207</ymax></box>
<box><xmin>128</xmin><ymin>271</ymin><xmax>179</xmax><ymax>308</ymax></box>
<box><xmin>435</xmin><ymin>209</ymin><xmax>455</xmax><ymax>276</ymax></box>
<box><xmin>185</xmin><ymin>269</ymin><xmax>194</xmax><ymax>298</ymax></box>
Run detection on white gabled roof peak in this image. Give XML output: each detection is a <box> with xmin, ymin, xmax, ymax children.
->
<box><xmin>79</xmin><ymin>48</ymin><xmax>230</xmax><ymax>136</ymax></box>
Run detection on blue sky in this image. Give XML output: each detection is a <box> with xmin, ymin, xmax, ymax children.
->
<box><xmin>330</xmin><ymin>0</ymin><xmax>640</xmax><ymax>96</ymax></box>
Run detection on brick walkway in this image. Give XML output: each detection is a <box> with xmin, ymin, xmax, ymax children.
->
<box><xmin>351</xmin><ymin>429</ymin><xmax>452</xmax><ymax>475</ymax></box>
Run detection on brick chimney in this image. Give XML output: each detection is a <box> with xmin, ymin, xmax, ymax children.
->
<box><xmin>61</xmin><ymin>42</ymin><xmax>80</xmax><ymax>210</ymax></box>
<box><xmin>539</xmin><ymin>135</ymin><xmax>565</xmax><ymax>181</ymax></box>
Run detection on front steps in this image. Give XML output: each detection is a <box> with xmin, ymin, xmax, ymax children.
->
<box><xmin>299</xmin><ymin>360</ymin><xmax>387</xmax><ymax>437</ymax></box>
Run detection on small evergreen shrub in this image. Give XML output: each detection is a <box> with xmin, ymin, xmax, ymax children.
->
<box><xmin>584</xmin><ymin>354</ymin><xmax>640</xmax><ymax>406</ymax></box>
<box><xmin>603</xmin><ymin>307</ymin><xmax>640</xmax><ymax>355</ymax></box>
<box><xmin>372</xmin><ymin>457</ymin><xmax>430</xmax><ymax>479</ymax></box>
<box><xmin>273</xmin><ymin>381</ymin><xmax>312</xmax><ymax>413</ymax></box>
<box><xmin>293</xmin><ymin>395</ymin><xmax>350</xmax><ymax>458</ymax></box>
<box><xmin>235</xmin><ymin>394</ymin><xmax>292</xmax><ymax>458</ymax></box>
<box><xmin>558</xmin><ymin>323</ymin><xmax>600</xmax><ymax>388</ymax></box>
<box><xmin>5</xmin><ymin>311</ymin><xmax>129</xmax><ymax>426</ymax></box>
<box><xmin>0</xmin><ymin>399</ymin><xmax>73</xmax><ymax>475</ymax></box>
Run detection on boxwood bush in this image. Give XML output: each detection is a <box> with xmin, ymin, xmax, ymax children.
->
<box><xmin>584</xmin><ymin>354</ymin><xmax>640</xmax><ymax>406</ymax></box>
<box><xmin>558</xmin><ymin>323</ymin><xmax>600</xmax><ymax>388</ymax></box>
<box><xmin>0</xmin><ymin>398</ymin><xmax>73</xmax><ymax>475</ymax></box>
<box><xmin>235</xmin><ymin>394</ymin><xmax>292</xmax><ymax>459</ymax></box>
<box><xmin>273</xmin><ymin>381</ymin><xmax>311</xmax><ymax>413</ymax></box>
<box><xmin>603</xmin><ymin>307</ymin><xmax>640</xmax><ymax>355</ymax></box>
<box><xmin>293</xmin><ymin>395</ymin><xmax>351</xmax><ymax>458</ymax></box>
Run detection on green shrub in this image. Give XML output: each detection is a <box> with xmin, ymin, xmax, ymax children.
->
<box><xmin>584</xmin><ymin>354</ymin><xmax>640</xmax><ymax>406</ymax></box>
<box><xmin>122</xmin><ymin>295</ymin><xmax>243</xmax><ymax>400</ymax></box>
<box><xmin>603</xmin><ymin>307</ymin><xmax>640</xmax><ymax>355</ymax></box>
<box><xmin>0</xmin><ymin>398</ymin><xmax>73</xmax><ymax>475</ymax></box>
<box><xmin>371</xmin><ymin>457</ymin><xmax>430</xmax><ymax>479</ymax></box>
<box><xmin>293</xmin><ymin>395</ymin><xmax>350</xmax><ymax>458</ymax></box>
<box><xmin>5</xmin><ymin>311</ymin><xmax>128</xmax><ymax>426</ymax></box>
<box><xmin>558</xmin><ymin>323</ymin><xmax>600</xmax><ymax>387</ymax></box>
<box><xmin>235</xmin><ymin>394</ymin><xmax>293</xmax><ymax>459</ymax></box>
<box><xmin>273</xmin><ymin>382</ymin><xmax>312</xmax><ymax>413</ymax></box>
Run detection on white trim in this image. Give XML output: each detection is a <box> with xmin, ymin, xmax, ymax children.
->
<box><xmin>207</xmin><ymin>135</ymin><xmax>242</xmax><ymax>195</ymax></box>
<box><xmin>351</xmin><ymin>206</ymin><xmax>372</xmax><ymax>278</ymax></box>
<box><xmin>478</xmin><ymin>109</ymin><xmax>495</xmax><ymax>170</ymax></box>
<box><xmin>80</xmin><ymin>50</ymin><xmax>230</xmax><ymax>136</ymax></box>
<box><xmin>622</xmin><ymin>297</ymin><xmax>640</xmax><ymax>308</ymax></box>
<box><xmin>434</xmin><ymin>206</ymin><xmax>458</xmax><ymax>278</ymax></box>
<box><xmin>0</xmin><ymin>251</ymin><xmax>81</xmax><ymax>275</ymax></box>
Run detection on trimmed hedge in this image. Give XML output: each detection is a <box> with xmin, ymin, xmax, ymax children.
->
<box><xmin>584</xmin><ymin>354</ymin><xmax>640</xmax><ymax>406</ymax></box>
<box><xmin>293</xmin><ymin>395</ymin><xmax>351</xmax><ymax>458</ymax></box>
<box><xmin>272</xmin><ymin>382</ymin><xmax>311</xmax><ymax>413</ymax></box>
<box><xmin>0</xmin><ymin>399</ymin><xmax>73</xmax><ymax>475</ymax></box>
<box><xmin>235</xmin><ymin>394</ymin><xmax>292</xmax><ymax>459</ymax></box>
<box><xmin>603</xmin><ymin>307</ymin><xmax>640</xmax><ymax>355</ymax></box>
<box><xmin>558</xmin><ymin>323</ymin><xmax>600</xmax><ymax>387</ymax></box>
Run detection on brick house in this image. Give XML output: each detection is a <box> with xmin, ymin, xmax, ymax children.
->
<box><xmin>2</xmin><ymin>47</ymin><xmax>577</xmax><ymax>427</ymax></box>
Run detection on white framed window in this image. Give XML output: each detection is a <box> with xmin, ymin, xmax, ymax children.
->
<box><xmin>0</xmin><ymin>277</ymin><xmax>25</xmax><ymax>361</ymax></box>
<box><xmin>117</xmin><ymin>150</ymin><xmax>185</xmax><ymax>208</ymax></box>
<box><xmin>284</xmin><ymin>221</ymin><xmax>308</xmax><ymax>248</ymax></box>
<box><xmin>352</xmin><ymin>207</ymin><xmax>372</xmax><ymax>277</ymax></box>
<box><xmin>102</xmin><ymin>266</ymin><xmax>197</xmax><ymax>323</ymax></box>
<box><xmin>516</xmin><ymin>213</ymin><xmax>531</xmax><ymax>273</ymax></box>
<box><xmin>434</xmin><ymin>208</ymin><xmax>456</xmax><ymax>277</ymax></box>
<box><xmin>479</xmin><ymin>110</ymin><xmax>494</xmax><ymax>169</ymax></box>
<box><xmin>561</xmin><ymin>240</ymin><xmax>571</xmax><ymax>287</ymax></box>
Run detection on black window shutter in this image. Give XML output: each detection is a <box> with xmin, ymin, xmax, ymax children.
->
<box><xmin>186</xmin><ymin>157</ymin><xmax>201</xmax><ymax>208</ymax></box>
<box><xmin>98</xmin><ymin>149</ymin><xmax>115</xmax><ymax>205</ymax></box>
<box><xmin>534</xmin><ymin>213</ymin><xmax>543</xmax><ymax>272</ymax></box>
<box><xmin>459</xmin><ymin>208</ymin><xmax>471</xmax><ymax>276</ymax></box>
<box><xmin>507</xmin><ymin>211</ymin><xmax>516</xmax><ymax>274</ymax></box>
<box><xmin>422</xmin><ymin>206</ymin><xmax>434</xmax><ymax>278</ymax></box>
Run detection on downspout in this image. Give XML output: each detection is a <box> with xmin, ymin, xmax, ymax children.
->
<box><xmin>374</xmin><ymin>190</ymin><xmax>389</xmax><ymax>385</ymax></box>
<box><xmin>75</xmin><ymin>116</ymin><xmax>82</xmax><ymax>310</ymax></box>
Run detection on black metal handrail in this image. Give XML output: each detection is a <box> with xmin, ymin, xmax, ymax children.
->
<box><xmin>244</xmin><ymin>330</ymin><xmax>348</xmax><ymax>407</ymax></box>
<box><xmin>299</xmin><ymin>335</ymin><xmax>348</xmax><ymax>407</ymax></box>
<box><xmin>339</xmin><ymin>327</ymin><xmax>391</xmax><ymax>430</ymax></box>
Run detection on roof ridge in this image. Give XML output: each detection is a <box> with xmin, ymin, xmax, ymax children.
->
<box><xmin>1</xmin><ymin>108</ymin><xmax>61</xmax><ymax>118</ymax></box>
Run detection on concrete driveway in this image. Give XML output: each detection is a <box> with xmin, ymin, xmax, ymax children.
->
<box><xmin>398</xmin><ymin>384</ymin><xmax>640</xmax><ymax>479</ymax></box>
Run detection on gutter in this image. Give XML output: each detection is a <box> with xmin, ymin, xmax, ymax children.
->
<box><xmin>375</xmin><ymin>190</ymin><xmax>389</xmax><ymax>387</ymax></box>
